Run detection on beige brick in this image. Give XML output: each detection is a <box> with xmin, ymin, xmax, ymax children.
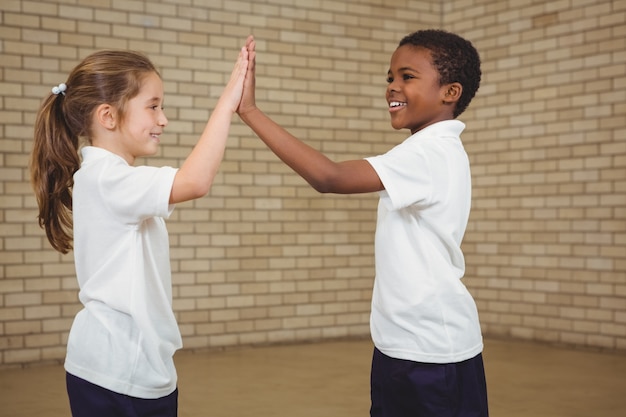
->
<box><xmin>24</xmin><ymin>333</ymin><xmax>61</xmax><ymax>348</ymax></box>
<box><xmin>111</xmin><ymin>0</ymin><xmax>143</xmax><ymax>12</ymax></box>
<box><xmin>110</xmin><ymin>24</ymin><xmax>144</xmax><ymax>39</ymax></box>
<box><xmin>59</xmin><ymin>33</ymin><xmax>94</xmax><ymax>48</ymax></box>
<box><xmin>3</xmin><ymin>348</ymin><xmax>41</xmax><ymax>364</ymax></box>
<box><xmin>95</xmin><ymin>9</ymin><xmax>128</xmax><ymax>24</ymax></box>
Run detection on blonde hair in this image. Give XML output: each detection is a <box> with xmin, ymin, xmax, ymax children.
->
<box><xmin>31</xmin><ymin>50</ymin><xmax>159</xmax><ymax>253</ymax></box>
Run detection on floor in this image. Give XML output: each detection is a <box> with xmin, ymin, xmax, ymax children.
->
<box><xmin>1</xmin><ymin>338</ymin><xmax>625</xmax><ymax>417</ymax></box>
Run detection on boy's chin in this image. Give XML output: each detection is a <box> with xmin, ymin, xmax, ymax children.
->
<box><xmin>389</xmin><ymin>121</ymin><xmax>409</xmax><ymax>131</ymax></box>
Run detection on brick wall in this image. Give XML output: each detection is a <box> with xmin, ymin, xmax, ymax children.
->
<box><xmin>0</xmin><ymin>0</ymin><xmax>623</xmax><ymax>367</ymax></box>
<box><xmin>444</xmin><ymin>1</ymin><xmax>625</xmax><ymax>350</ymax></box>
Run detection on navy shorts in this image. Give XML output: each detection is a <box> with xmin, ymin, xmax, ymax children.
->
<box><xmin>370</xmin><ymin>348</ymin><xmax>489</xmax><ymax>417</ymax></box>
<box><xmin>66</xmin><ymin>373</ymin><xmax>178</xmax><ymax>417</ymax></box>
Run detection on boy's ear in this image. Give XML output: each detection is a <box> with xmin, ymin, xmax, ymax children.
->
<box><xmin>95</xmin><ymin>103</ymin><xmax>117</xmax><ymax>130</ymax></box>
<box><xmin>442</xmin><ymin>82</ymin><xmax>462</xmax><ymax>104</ymax></box>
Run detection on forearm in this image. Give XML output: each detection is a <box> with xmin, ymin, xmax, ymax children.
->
<box><xmin>239</xmin><ymin>107</ymin><xmax>337</xmax><ymax>192</ymax></box>
<box><xmin>188</xmin><ymin>102</ymin><xmax>234</xmax><ymax>181</ymax></box>
<box><xmin>172</xmin><ymin>101</ymin><xmax>234</xmax><ymax>203</ymax></box>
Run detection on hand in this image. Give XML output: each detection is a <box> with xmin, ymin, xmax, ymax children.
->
<box><xmin>220</xmin><ymin>39</ymin><xmax>250</xmax><ymax>113</ymax></box>
<box><xmin>237</xmin><ymin>35</ymin><xmax>257</xmax><ymax>116</ymax></box>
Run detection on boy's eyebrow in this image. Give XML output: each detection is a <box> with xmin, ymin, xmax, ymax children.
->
<box><xmin>388</xmin><ymin>66</ymin><xmax>419</xmax><ymax>74</ymax></box>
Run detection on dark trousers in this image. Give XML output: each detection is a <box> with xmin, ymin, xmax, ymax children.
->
<box><xmin>370</xmin><ymin>348</ymin><xmax>489</xmax><ymax>417</ymax></box>
<box><xmin>66</xmin><ymin>373</ymin><xmax>178</xmax><ymax>417</ymax></box>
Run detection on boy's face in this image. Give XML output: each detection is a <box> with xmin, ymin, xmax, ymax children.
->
<box><xmin>386</xmin><ymin>45</ymin><xmax>454</xmax><ymax>134</ymax></box>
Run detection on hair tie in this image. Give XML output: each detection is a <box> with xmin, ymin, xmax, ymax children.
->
<box><xmin>52</xmin><ymin>83</ymin><xmax>67</xmax><ymax>96</ymax></box>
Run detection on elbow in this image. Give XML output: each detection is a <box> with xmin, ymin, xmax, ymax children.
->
<box><xmin>182</xmin><ymin>176</ymin><xmax>212</xmax><ymax>200</ymax></box>
<box><xmin>310</xmin><ymin>183</ymin><xmax>328</xmax><ymax>193</ymax></box>
<box><xmin>189</xmin><ymin>182</ymin><xmax>212</xmax><ymax>199</ymax></box>
<box><xmin>171</xmin><ymin>176</ymin><xmax>212</xmax><ymax>204</ymax></box>
<box><xmin>306</xmin><ymin>174</ymin><xmax>339</xmax><ymax>194</ymax></box>
<box><xmin>310</xmin><ymin>182</ymin><xmax>333</xmax><ymax>194</ymax></box>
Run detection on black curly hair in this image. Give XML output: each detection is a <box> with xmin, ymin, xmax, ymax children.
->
<box><xmin>399</xmin><ymin>29</ymin><xmax>481</xmax><ymax>118</ymax></box>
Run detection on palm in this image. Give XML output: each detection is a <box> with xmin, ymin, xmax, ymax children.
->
<box><xmin>238</xmin><ymin>37</ymin><xmax>257</xmax><ymax>115</ymax></box>
<box><xmin>221</xmin><ymin>47</ymin><xmax>248</xmax><ymax>112</ymax></box>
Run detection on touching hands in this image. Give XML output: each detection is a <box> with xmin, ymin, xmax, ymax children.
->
<box><xmin>237</xmin><ymin>36</ymin><xmax>257</xmax><ymax>116</ymax></box>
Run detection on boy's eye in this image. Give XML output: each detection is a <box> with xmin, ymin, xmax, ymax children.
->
<box><xmin>386</xmin><ymin>74</ymin><xmax>414</xmax><ymax>83</ymax></box>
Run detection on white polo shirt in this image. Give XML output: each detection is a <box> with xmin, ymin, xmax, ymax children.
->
<box><xmin>65</xmin><ymin>146</ymin><xmax>182</xmax><ymax>398</ymax></box>
<box><xmin>365</xmin><ymin>120</ymin><xmax>483</xmax><ymax>364</ymax></box>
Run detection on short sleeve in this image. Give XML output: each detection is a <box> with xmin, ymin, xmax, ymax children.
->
<box><xmin>99</xmin><ymin>163</ymin><xmax>178</xmax><ymax>223</ymax></box>
<box><xmin>365</xmin><ymin>140</ymin><xmax>433</xmax><ymax>211</ymax></box>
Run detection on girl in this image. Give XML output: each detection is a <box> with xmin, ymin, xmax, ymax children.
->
<box><xmin>31</xmin><ymin>37</ymin><xmax>251</xmax><ymax>417</ymax></box>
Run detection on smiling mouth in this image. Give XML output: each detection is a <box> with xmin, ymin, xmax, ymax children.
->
<box><xmin>389</xmin><ymin>101</ymin><xmax>407</xmax><ymax>110</ymax></box>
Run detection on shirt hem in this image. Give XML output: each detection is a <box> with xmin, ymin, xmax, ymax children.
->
<box><xmin>64</xmin><ymin>361</ymin><xmax>177</xmax><ymax>400</ymax></box>
<box><xmin>374</xmin><ymin>342</ymin><xmax>484</xmax><ymax>364</ymax></box>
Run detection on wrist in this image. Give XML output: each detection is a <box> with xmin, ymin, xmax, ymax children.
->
<box><xmin>237</xmin><ymin>105</ymin><xmax>259</xmax><ymax>122</ymax></box>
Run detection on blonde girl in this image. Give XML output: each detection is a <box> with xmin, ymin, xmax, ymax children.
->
<box><xmin>31</xmin><ymin>38</ymin><xmax>251</xmax><ymax>417</ymax></box>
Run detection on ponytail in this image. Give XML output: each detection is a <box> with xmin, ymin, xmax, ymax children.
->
<box><xmin>31</xmin><ymin>92</ymin><xmax>80</xmax><ymax>254</ymax></box>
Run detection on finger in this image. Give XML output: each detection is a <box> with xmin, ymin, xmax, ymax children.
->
<box><xmin>239</xmin><ymin>47</ymin><xmax>249</xmax><ymax>76</ymax></box>
<box><xmin>248</xmin><ymin>50</ymin><xmax>255</xmax><ymax>71</ymax></box>
<box><xmin>248</xmin><ymin>43</ymin><xmax>256</xmax><ymax>71</ymax></box>
<box><xmin>232</xmin><ymin>47</ymin><xmax>248</xmax><ymax>78</ymax></box>
<box><xmin>245</xmin><ymin>35</ymin><xmax>254</xmax><ymax>48</ymax></box>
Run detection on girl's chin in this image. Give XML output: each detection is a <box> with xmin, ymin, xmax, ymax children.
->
<box><xmin>140</xmin><ymin>146</ymin><xmax>160</xmax><ymax>158</ymax></box>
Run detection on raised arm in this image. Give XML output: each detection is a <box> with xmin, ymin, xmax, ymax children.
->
<box><xmin>169</xmin><ymin>37</ymin><xmax>251</xmax><ymax>204</ymax></box>
<box><xmin>237</xmin><ymin>37</ymin><xmax>383</xmax><ymax>195</ymax></box>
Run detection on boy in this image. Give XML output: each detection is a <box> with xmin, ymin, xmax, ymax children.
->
<box><xmin>238</xmin><ymin>29</ymin><xmax>487</xmax><ymax>417</ymax></box>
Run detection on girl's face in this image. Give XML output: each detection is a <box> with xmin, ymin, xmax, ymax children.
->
<box><xmin>386</xmin><ymin>45</ymin><xmax>452</xmax><ymax>134</ymax></box>
<box><xmin>117</xmin><ymin>72</ymin><xmax>168</xmax><ymax>163</ymax></box>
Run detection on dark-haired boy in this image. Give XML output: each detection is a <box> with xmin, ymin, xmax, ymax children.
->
<box><xmin>238</xmin><ymin>29</ymin><xmax>488</xmax><ymax>417</ymax></box>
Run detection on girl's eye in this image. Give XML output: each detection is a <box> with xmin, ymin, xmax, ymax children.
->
<box><xmin>386</xmin><ymin>76</ymin><xmax>393</xmax><ymax>83</ymax></box>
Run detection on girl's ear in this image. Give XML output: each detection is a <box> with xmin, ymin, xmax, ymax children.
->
<box><xmin>442</xmin><ymin>82</ymin><xmax>463</xmax><ymax>104</ymax></box>
<box><xmin>95</xmin><ymin>103</ymin><xmax>117</xmax><ymax>130</ymax></box>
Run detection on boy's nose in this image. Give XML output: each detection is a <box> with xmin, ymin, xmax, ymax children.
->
<box><xmin>386</xmin><ymin>82</ymin><xmax>399</xmax><ymax>94</ymax></box>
